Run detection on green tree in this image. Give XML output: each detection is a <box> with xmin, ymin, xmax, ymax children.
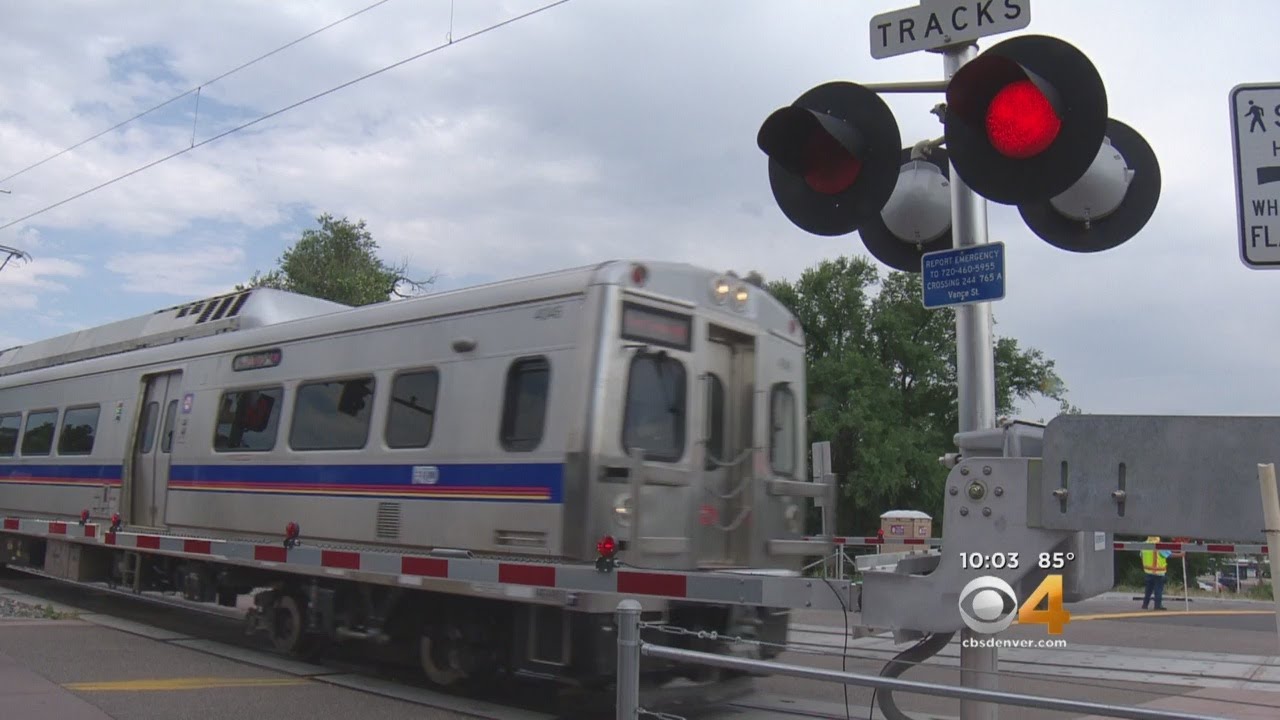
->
<box><xmin>756</xmin><ymin>256</ymin><xmax>1080</xmax><ymax>535</ymax></box>
<box><xmin>241</xmin><ymin>213</ymin><xmax>434</xmax><ymax>306</ymax></box>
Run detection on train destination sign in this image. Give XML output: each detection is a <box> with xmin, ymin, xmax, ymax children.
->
<box><xmin>621</xmin><ymin>302</ymin><xmax>692</xmax><ymax>351</ymax></box>
<box><xmin>232</xmin><ymin>348</ymin><xmax>282</xmax><ymax>372</ymax></box>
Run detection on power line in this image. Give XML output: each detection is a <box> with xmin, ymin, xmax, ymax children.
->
<box><xmin>0</xmin><ymin>0</ymin><xmax>397</xmax><ymax>187</ymax></box>
<box><xmin>0</xmin><ymin>0</ymin><xmax>571</xmax><ymax>234</ymax></box>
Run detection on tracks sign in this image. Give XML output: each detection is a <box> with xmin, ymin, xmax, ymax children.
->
<box><xmin>869</xmin><ymin>0</ymin><xmax>1030</xmax><ymax>59</ymax></box>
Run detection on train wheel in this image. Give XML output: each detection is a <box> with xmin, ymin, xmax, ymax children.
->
<box><xmin>269</xmin><ymin>595</ymin><xmax>306</xmax><ymax>654</ymax></box>
<box><xmin>419</xmin><ymin>627</ymin><xmax>466</xmax><ymax>687</ymax></box>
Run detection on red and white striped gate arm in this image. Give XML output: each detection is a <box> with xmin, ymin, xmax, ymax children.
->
<box><xmin>803</xmin><ymin>536</ymin><xmax>944</xmax><ymax>547</ymax></box>
<box><xmin>1112</xmin><ymin>540</ymin><xmax>1269</xmax><ymax>554</ymax></box>
<box><xmin>796</xmin><ymin>534</ymin><xmax>1269</xmax><ymax>554</ymax></box>
<box><xmin>3</xmin><ymin>516</ymin><xmax>856</xmax><ymax>611</ymax></box>
<box><xmin>2</xmin><ymin>516</ymin><xmax>101</xmax><ymax>540</ymax></box>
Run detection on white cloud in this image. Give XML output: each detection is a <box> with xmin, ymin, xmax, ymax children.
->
<box><xmin>104</xmin><ymin>243</ymin><xmax>247</xmax><ymax>296</ymax></box>
<box><xmin>0</xmin><ymin>255</ymin><xmax>86</xmax><ymax>295</ymax></box>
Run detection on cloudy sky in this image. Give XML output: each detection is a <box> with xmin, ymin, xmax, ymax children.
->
<box><xmin>0</xmin><ymin>0</ymin><xmax>1275</xmax><ymax>420</ymax></box>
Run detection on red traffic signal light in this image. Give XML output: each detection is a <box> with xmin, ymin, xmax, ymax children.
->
<box><xmin>944</xmin><ymin>35</ymin><xmax>1107</xmax><ymax>205</ymax></box>
<box><xmin>1018</xmin><ymin>118</ymin><xmax>1161</xmax><ymax>253</ymax></box>
<box><xmin>758</xmin><ymin>82</ymin><xmax>902</xmax><ymax>236</ymax></box>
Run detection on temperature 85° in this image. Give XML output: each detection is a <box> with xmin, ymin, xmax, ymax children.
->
<box><xmin>1039</xmin><ymin>551</ymin><xmax>1076</xmax><ymax>568</ymax></box>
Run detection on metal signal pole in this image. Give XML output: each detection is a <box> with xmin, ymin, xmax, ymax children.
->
<box><xmin>943</xmin><ymin>42</ymin><xmax>1001</xmax><ymax>720</ymax></box>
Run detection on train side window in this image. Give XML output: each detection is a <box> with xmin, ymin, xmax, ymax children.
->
<box><xmin>0</xmin><ymin>413</ymin><xmax>20</xmax><ymax>457</ymax></box>
<box><xmin>769</xmin><ymin>383</ymin><xmax>797</xmax><ymax>476</ymax></box>
<box><xmin>703</xmin><ymin>373</ymin><xmax>725</xmax><ymax>470</ymax></box>
<box><xmin>500</xmin><ymin>357</ymin><xmax>550</xmax><ymax>452</ymax></box>
<box><xmin>213</xmin><ymin>386</ymin><xmax>283</xmax><ymax>452</ymax></box>
<box><xmin>160</xmin><ymin>399</ymin><xmax>178</xmax><ymax>453</ymax></box>
<box><xmin>58</xmin><ymin>405</ymin><xmax>100</xmax><ymax>456</ymax></box>
<box><xmin>386</xmin><ymin>370</ymin><xmax>439</xmax><ymax>449</ymax></box>
<box><xmin>138</xmin><ymin>402</ymin><xmax>159</xmax><ymax>453</ymax></box>
<box><xmin>622</xmin><ymin>352</ymin><xmax>686</xmax><ymax>463</ymax></box>
<box><xmin>20</xmin><ymin>409</ymin><xmax>58</xmax><ymax>456</ymax></box>
<box><xmin>290</xmin><ymin>377</ymin><xmax>375</xmax><ymax>451</ymax></box>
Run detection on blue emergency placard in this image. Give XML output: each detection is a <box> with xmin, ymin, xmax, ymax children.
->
<box><xmin>921</xmin><ymin>242</ymin><xmax>1006</xmax><ymax>309</ymax></box>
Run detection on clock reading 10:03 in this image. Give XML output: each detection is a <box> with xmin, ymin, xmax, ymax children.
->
<box><xmin>960</xmin><ymin>552</ymin><xmax>1020</xmax><ymax>570</ymax></box>
<box><xmin>960</xmin><ymin>551</ymin><xmax>1079</xmax><ymax>571</ymax></box>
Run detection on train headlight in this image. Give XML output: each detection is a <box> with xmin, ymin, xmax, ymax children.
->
<box><xmin>613</xmin><ymin>494</ymin><xmax>633</xmax><ymax>526</ymax></box>
<box><xmin>710</xmin><ymin>277</ymin><xmax>732</xmax><ymax>304</ymax></box>
<box><xmin>732</xmin><ymin>285</ymin><xmax>749</xmax><ymax>311</ymax></box>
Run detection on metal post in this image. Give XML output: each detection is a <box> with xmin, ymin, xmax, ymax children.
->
<box><xmin>1181</xmin><ymin>554</ymin><xmax>1189</xmax><ymax>612</ymax></box>
<box><xmin>942</xmin><ymin>42</ymin><xmax>1000</xmax><ymax>720</ymax></box>
<box><xmin>1258</xmin><ymin>464</ymin><xmax>1280</xmax><ymax>650</ymax></box>
<box><xmin>616</xmin><ymin>599</ymin><xmax>642</xmax><ymax>719</ymax></box>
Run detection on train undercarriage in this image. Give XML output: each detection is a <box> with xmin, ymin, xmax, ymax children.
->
<box><xmin>1</xmin><ymin>532</ymin><xmax>790</xmax><ymax>690</ymax></box>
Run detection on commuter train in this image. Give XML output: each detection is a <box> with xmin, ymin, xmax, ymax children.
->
<box><xmin>0</xmin><ymin>260</ymin><xmax>811</xmax><ymax>686</ymax></box>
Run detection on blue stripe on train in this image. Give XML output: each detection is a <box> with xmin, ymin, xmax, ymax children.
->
<box><xmin>0</xmin><ymin>464</ymin><xmax>123</xmax><ymax>481</ymax></box>
<box><xmin>174</xmin><ymin>462</ymin><xmax>565</xmax><ymax>503</ymax></box>
<box><xmin>0</xmin><ymin>462</ymin><xmax>564</xmax><ymax>502</ymax></box>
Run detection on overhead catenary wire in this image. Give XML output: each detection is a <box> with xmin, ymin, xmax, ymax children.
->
<box><xmin>0</xmin><ymin>0</ymin><xmax>572</xmax><ymax>234</ymax></box>
<box><xmin>0</xmin><ymin>0</ymin><xmax>398</xmax><ymax>187</ymax></box>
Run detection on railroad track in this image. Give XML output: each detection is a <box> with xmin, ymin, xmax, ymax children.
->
<box><xmin>0</xmin><ymin>566</ymin><xmax>569</xmax><ymax>719</ymax></box>
<box><xmin>0</xmin><ymin>566</ymin><xmax>780</xmax><ymax>720</ymax></box>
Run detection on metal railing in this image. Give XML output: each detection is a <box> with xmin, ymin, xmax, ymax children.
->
<box><xmin>614</xmin><ymin>600</ymin><xmax>1231</xmax><ymax>720</ymax></box>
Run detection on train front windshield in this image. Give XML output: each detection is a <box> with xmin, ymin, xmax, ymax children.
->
<box><xmin>621</xmin><ymin>351</ymin><xmax>686</xmax><ymax>462</ymax></box>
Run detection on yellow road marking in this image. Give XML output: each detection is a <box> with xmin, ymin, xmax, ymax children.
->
<box><xmin>64</xmin><ymin>676</ymin><xmax>308</xmax><ymax>692</ymax></box>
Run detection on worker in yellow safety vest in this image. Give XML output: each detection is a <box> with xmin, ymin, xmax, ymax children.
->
<box><xmin>1140</xmin><ymin>536</ymin><xmax>1183</xmax><ymax>611</ymax></box>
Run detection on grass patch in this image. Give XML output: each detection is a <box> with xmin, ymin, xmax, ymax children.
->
<box><xmin>30</xmin><ymin>603</ymin><xmax>78</xmax><ymax>620</ymax></box>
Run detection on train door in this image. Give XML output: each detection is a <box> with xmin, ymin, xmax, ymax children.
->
<box><xmin>130</xmin><ymin>371</ymin><xmax>182</xmax><ymax>528</ymax></box>
<box><xmin>698</xmin><ymin>329</ymin><xmax>753</xmax><ymax>567</ymax></box>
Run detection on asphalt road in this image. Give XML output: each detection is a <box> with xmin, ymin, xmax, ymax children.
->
<box><xmin>0</xmin><ymin>570</ymin><xmax>560</xmax><ymax>720</ymax></box>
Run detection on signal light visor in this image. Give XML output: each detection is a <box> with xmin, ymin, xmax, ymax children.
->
<box><xmin>758</xmin><ymin>106</ymin><xmax>867</xmax><ymax>195</ymax></box>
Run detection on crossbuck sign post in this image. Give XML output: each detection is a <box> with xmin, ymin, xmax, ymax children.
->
<box><xmin>757</xmin><ymin>0</ymin><xmax>1164</xmax><ymax>716</ymax></box>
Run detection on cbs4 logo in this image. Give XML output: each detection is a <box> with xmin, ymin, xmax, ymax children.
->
<box><xmin>959</xmin><ymin>574</ymin><xmax>1071</xmax><ymax>635</ymax></box>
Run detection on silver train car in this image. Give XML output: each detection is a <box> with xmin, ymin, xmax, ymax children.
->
<box><xmin>0</xmin><ymin>259</ymin><xmax>812</xmax><ymax>685</ymax></box>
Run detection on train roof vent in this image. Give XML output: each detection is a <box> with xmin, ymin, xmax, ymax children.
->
<box><xmin>0</xmin><ymin>288</ymin><xmax>349</xmax><ymax>377</ymax></box>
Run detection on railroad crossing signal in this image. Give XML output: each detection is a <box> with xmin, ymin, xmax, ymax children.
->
<box><xmin>943</xmin><ymin>34</ymin><xmax>1108</xmax><ymax>206</ymax></box>
<box><xmin>758</xmin><ymin>31</ymin><xmax>1161</xmax><ymax>271</ymax></box>
<box><xmin>757</xmin><ymin>82</ymin><xmax>902</xmax><ymax>237</ymax></box>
